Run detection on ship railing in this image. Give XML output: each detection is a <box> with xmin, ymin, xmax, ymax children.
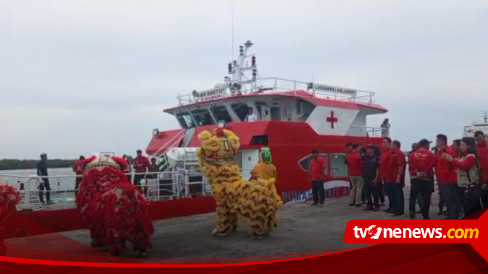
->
<box><xmin>176</xmin><ymin>77</ymin><xmax>376</xmax><ymax>105</ymax></box>
<box><xmin>349</xmin><ymin>125</ymin><xmax>383</xmax><ymax>137</ymax></box>
<box><xmin>0</xmin><ymin>169</ymin><xmax>250</xmax><ymax>211</ymax></box>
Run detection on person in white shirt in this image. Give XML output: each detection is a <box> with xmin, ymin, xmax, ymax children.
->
<box><xmin>245</xmin><ymin>107</ymin><xmax>258</xmax><ymax>122</ymax></box>
<box><xmin>380</xmin><ymin>118</ymin><xmax>390</xmax><ymax>137</ymax></box>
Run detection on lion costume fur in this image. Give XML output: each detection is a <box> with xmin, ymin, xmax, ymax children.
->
<box><xmin>196</xmin><ymin>128</ymin><xmax>282</xmax><ymax>237</ymax></box>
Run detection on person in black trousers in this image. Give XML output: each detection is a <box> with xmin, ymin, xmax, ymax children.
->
<box><xmin>309</xmin><ymin>148</ymin><xmax>326</xmax><ymax>207</ymax></box>
<box><xmin>409</xmin><ymin>139</ymin><xmax>436</xmax><ymax>219</ymax></box>
<box><xmin>363</xmin><ymin>145</ymin><xmax>381</xmax><ymax>211</ymax></box>
<box><xmin>37</xmin><ymin>153</ymin><xmax>53</xmax><ymax>205</ymax></box>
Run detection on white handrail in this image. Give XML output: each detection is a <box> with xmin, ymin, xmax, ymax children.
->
<box><xmin>0</xmin><ymin>168</ymin><xmax>253</xmax><ymax>210</ymax></box>
<box><xmin>349</xmin><ymin>125</ymin><xmax>383</xmax><ymax>137</ymax></box>
<box><xmin>177</xmin><ymin>77</ymin><xmax>376</xmax><ymax>106</ymax></box>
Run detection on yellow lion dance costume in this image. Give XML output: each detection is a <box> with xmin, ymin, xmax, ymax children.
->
<box><xmin>197</xmin><ymin>128</ymin><xmax>282</xmax><ymax>239</ymax></box>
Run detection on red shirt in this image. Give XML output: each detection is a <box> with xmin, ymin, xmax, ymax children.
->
<box><xmin>309</xmin><ymin>156</ymin><xmax>326</xmax><ymax>181</ymax></box>
<box><xmin>134</xmin><ymin>155</ymin><xmax>150</xmax><ymax>173</ymax></box>
<box><xmin>73</xmin><ymin>160</ymin><xmax>85</xmax><ymax>175</ymax></box>
<box><xmin>379</xmin><ymin>148</ymin><xmax>392</xmax><ymax>181</ymax></box>
<box><xmin>409</xmin><ymin>148</ymin><xmax>436</xmax><ymax>181</ymax></box>
<box><xmin>346</xmin><ymin>151</ymin><xmax>363</xmax><ymax>176</ymax></box>
<box><xmin>477</xmin><ymin>141</ymin><xmax>488</xmax><ymax>183</ymax></box>
<box><xmin>381</xmin><ymin>148</ymin><xmax>406</xmax><ymax>183</ymax></box>
<box><xmin>435</xmin><ymin>146</ymin><xmax>457</xmax><ymax>184</ymax></box>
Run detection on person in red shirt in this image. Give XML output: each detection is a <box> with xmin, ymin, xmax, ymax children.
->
<box><xmin>346</xmin><ymin>144</ymin><xmax>364</xmax><ymax>207</ymax></box>
<box><xmin>446</xmin><ymin>139</ymin><xmax>462</xmax><ymax>214</ymax></box>
<box><xmin>390</xmin><ymin>140</ymin><xmax>406</xmax><ymax>216</ymax></box>
<box><xmin>134</xmin><ymin>149</ymin><xmax>150</xmax><ymax>187</ymax></box>
<box><xmin>474</xmin><ymin>131</ymin><xmax>488</xmax><ymax>182</ymax></box>
<box><xmin>474</xmin><ymin>131</ymin><xmax>488</xmax><ymax>209</ymax></box>
<box><xmin>409</xmin><ymin>139</ymin><xmax>436</xmax><ymax>219</ymax></box>
<box><xmin>73</xmin><ymin>155</ymin><xmax>85</xmax><ymax>195</ymax></box>
<box><xmin>379</xmin><ymin>137</ymin><xmax>406</xmax><ymax>215</ymax></box>
<box><xmin>309</xmin><ymin>148</ymin><xmax>326</xmax><ymax>207</ymax></box>
<box><xmin>435</xmin><ymin>134</ymin><xmax>460</xmax><ymax>219</ymax></box>
<box><xmin>444</xmin><ymin>137</ymin><xmax>487</xmax><ymax>217</ymax></box>
<box><xmin>379</xmin><ymin>137</ymin><xmax>394</xmax><ymax>213</ymax></box>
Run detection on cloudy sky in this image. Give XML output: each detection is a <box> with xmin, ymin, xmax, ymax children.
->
<box><xmin>1</xmin><ymin>0</ymin><xmax>487</xmax><ymax>159</ymax></box>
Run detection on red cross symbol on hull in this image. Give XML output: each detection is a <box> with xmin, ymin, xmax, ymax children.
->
<box><xmin>326</xmin><ymin>111</ymin><xmax>338</xmax><ymax>129</ymax></box>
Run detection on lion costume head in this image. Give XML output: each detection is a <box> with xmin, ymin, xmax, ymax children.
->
<box><xmin>196</xmin><ymin>129</ymin><xmax>241</xmax><ymax>184</ymax></box>
<box><xmin>75</xmin><ymin>154</ymin><xmax>153</xmax><ymax>256</ymax></box>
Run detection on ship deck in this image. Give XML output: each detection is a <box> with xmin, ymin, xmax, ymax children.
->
<box><xmin>4</xmin><ymin>187</ymin><xmax>448</xmax><ymax>263</ymax></box>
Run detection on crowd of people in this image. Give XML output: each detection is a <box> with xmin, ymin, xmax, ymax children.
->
<box><xmin>308</xmin><ymin>129</ymin><xmax>488</xmax><ymax>219</ymax></box>
<box><xmin>337</xmin><ymin>131</ymin><xmax>487</xmax><ymax>219</ymax></box>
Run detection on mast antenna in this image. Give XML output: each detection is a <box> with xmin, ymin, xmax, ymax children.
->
<box><xmin>484</xmin><ymin>111</ymin><xmax>487</xmax><ymax>124</ymax></box>
<box><xmin>231</xmin><ymin>3</ymin><xmax>235</xmax><ymax>60</ymax></box>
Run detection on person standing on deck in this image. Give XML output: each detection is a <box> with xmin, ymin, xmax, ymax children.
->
<box><xmin>409</xmin><ymin>139</ymin><xmax>436</xmax><ymax>219</ymax></box>
<box><xmin>346</xmin><ymin>144</ymin><xmax>364</xmax><ymax>207</ymax></box>
<box><xmin>380</xmin><ymin>118</ymin><xmax>390</xmax><ymax>138</ymax></box>
<box><xmin>435</xmin><ymin>134</ymin><xmax>459</xmax><ymax>219</ymax></box>
<box><xmin>309</xmin><ymin>148</ymin><xmax>326</xmax><ymax>207</ymax></box>
<box><xmin>145</xmin><ymin>158</ymin><xmax>159</xmax><ymax>196</ymax></box>
<box><xmin>37</xmin><ymin>153</ymin><xmax>53</xmax><ymax>205</ymax></box>
<box><xmin>73</xmin><ymin>155</ymin><xmax>85</xmax><ymax>195</ymax></box>
<box><xmin>122</xmin><ymin>154</ymin><xmax>132</xmax><ymax>182</ymax></box>
<box><xmin>390</xmin><ymin>140</ymin><xmax>407</xmax><ymax>217</ymax></box>
<box><xmin>133</xmin><ymin>149</ymin><xmax>150</xmax><ymax>187</ymax></box>
<box><xmin>147</xmin><ymin>158</ymin><xmax>159</xmax><ymax>178</ymax></box>
<box><xmin>362</xmin><ymin>145</ymin><xmax>381</xmax><ymax>211</ymax></box>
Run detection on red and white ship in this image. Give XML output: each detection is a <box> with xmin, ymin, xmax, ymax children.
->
<box><xmin>146</xmin><ymin>40</ymin><xmax>387</xmax><ymax>203</ymax></box>
<box><xmin>1</xmin><ymin>40</ymin><xmax>388</xmax><ymax>238</ymax></box>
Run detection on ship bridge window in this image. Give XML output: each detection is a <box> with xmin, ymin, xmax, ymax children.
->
<box><xmin>250</xmin><ymin>135</ymin><xmax>268</xmax><ymax>146</ymax></box>
<box><xmin>191</xmin><ymin>109</ymin><xmax>214</xmax><ymax>126</ymax></box>
<box><xmin>211</xmin><ymin>105</ymin><xmax>232</xmax><ymax>123</ymax></box>
<box><xmin>296</xmin><ymin>100</ymin><xmax>315</xmax><ymax>116</ymax></box>
<box><xmin>231</xmin><ymin>103</ymin><xmax>250</xmax><ymax>121</ymax></box>
<box><xmin>176</xmin><ymin>113</ymin><xmax>195</xmax><ymax>129</ymax></box>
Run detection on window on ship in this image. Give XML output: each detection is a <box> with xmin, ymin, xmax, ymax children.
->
<box><xmin>231</xmin><ymin>103</ymin><xmax>249</xmax><ymax>121</ymax></box>
<box><xmin>176</xmin><ymin>112</ymin><xmax>195</xmax><ymax>129</ymax></box>
<box><xmin>211</xmin><ymin>105</ymin><xmax>233</xmax><ymax>123</ymax></box>
<box><xmin>191</xmin><ymin>109</ymin><xmax>215</xmax><ymax>126</ymax></box>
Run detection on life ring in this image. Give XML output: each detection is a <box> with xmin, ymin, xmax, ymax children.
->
<box><xmin>26</xmin><ymin>176</ymin><xmax>41</xmax><ymax>189</ymax></box>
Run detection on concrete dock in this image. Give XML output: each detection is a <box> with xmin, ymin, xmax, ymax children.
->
<box><xmin>5</xmin><ymin>187</ymin><xmax>448</xmax><ymax>262</ymax></box>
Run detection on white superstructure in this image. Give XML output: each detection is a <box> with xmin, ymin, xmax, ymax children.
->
<box><xmin>464</xmin><ymin>113</ymin><xmax>488</xmax><ymax>137</ymax></box>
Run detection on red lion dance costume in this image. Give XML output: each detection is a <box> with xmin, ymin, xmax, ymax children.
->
<box><xmin>76</xmin><ymin>155</ymin><xmax>154</xmax><ymax>257</ymax></box>
<box><xmin>0</xmin><ymin>185</ymin><xmax>21</xmax><ymax>256</ymax></box>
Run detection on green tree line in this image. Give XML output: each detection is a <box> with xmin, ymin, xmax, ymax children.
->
<box><xmin>0</xmin><ymin>159</ymin><xmax>77</xmax><ymax>171</ymax></box>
